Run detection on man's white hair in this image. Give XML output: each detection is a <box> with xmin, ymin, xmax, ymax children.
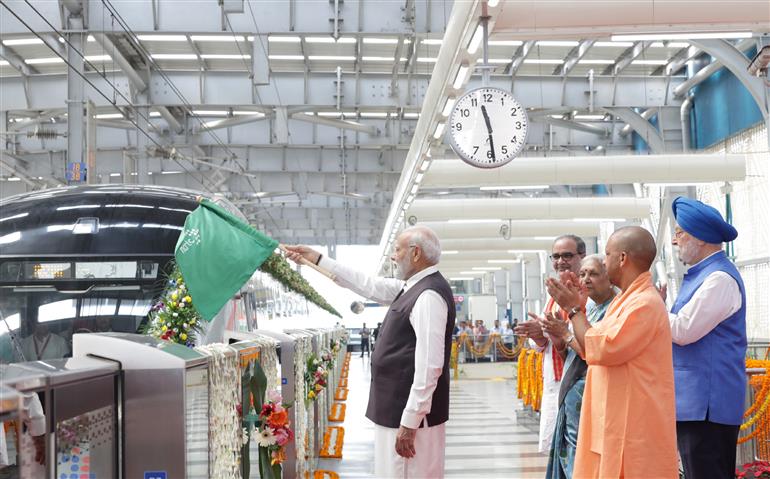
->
<box><xmin>402</xmin><ymin>225</ymin><xmax>441</xmax><ymax>265</ymax></box>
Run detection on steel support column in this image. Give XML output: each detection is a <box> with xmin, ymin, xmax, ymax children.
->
<box><xmin>67</xmin><ymin>31</ymin><xmax>85</xmax><ymax>167</ymax></box>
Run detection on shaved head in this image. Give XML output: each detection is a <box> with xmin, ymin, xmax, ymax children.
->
<box><xmin>608</xmin><ymin>226</ymin><xmax>657</xmax><ymax>270</ymax></box>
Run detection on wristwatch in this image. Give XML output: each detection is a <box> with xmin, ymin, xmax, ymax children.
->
<box><xmin>567</xmin><ymin>306</ymin><xmax>583</xmax><ymax>319</ymax></box>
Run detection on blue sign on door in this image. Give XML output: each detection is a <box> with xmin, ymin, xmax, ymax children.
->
<box><xmin>144</xmin><ymin>472</ymin><xmax>167</xmax><ymax>479</ymax></box>
<box><xmin>281</xmin><ymin>377</ymin><xmax>288</xmax><ymax>385</ymax></box>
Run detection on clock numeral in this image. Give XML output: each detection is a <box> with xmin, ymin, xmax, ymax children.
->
<box><xmin>512</xmin><ymin>136</ymin><xmax>517</xmax><ymax>143</ymax></box>
<box><xmin>471</xmin><ymin>98</ymin><xmax>478</xmax><ymax>107</ymax></box>
<box><xmin>460</xmin><ymin>109</ymin><xmax>470</xmax><ymax>118</ymax></box>
<box><xmin>515</xmin><ymin>121</ymin><xmax>522</xmax><ymax>130</ymax></box>
<box><xmin>473</xmin><ymin>146</ymin><xmax>479</xmax><ymax>155</ymax></box>
<box><xmin>483</xmin><ymin>93</ymin><xmax>493</xmax><ymax>103</ymax></box>
<box><xmin>500</xmin><ymin>97</ymin><xmax>505</xmax><ymax>106</ymax></box>
<box><xmin>455</xmin><ymin>122</ymin><xmax>463</xmax><ymax>131</ymax></box>
<box><xmin>501</xmin><ymin>145</ymin><xmax>508</xmax><ymax>155</ymax></box>
<box><xmin>511</xmin><ymin>107</ymin><xmax>519</xmax><ymax>116</ymax></box>
<box><xmin>486</xmin><ymin>149</ymin><xmax>494</xmax><ymax>159</ymax></box>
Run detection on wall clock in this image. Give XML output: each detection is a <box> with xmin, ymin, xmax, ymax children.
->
<box><xmin>447</xmin><ymin>87</ymin><xmax>528</xmax><ymax>168</ymax></box>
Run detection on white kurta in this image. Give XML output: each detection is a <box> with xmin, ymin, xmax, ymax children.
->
<box><xmin>320</xmin><ymin>257</ymin><xmax>449</xmax><ymax>478</ymax></box>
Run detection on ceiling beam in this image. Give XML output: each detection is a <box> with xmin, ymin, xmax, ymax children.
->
<box><xmin>555</xmin><ymin>39</ymin><xmax>595</xmax><ymax>76</ymax></box>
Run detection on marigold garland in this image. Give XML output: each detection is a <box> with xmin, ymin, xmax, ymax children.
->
<box><xmin>334</xmin><ymin>388</ymin><xmax>348</xmax><ymax>401</ymax></box>
<box><xmin>319</xmin><ymin>426</ymin><xmax>344</xmax><ymax>459</ymax></box>
<box><xmin>313</xmin><ymin>470</ymin><xmax>340</xmax><ymax>479</ymax></box>
<box><xmin>457</xmin><ymin>333</ymin><xmax>522</xmax><ymax>359</ymax></box>
<box><xmin>738</xmin><ymin>357</ymin><xmax>770</xmax><ymax>455</ymax></box>
<box><xmin>516</xmin><ymin>348</ymin><xmax>543</xmax><ymax>412</ymax></box>
<box><xmin>328</xmin><ymin>402</ymin><xmax>346</xmax><ymax>422</ymax></box>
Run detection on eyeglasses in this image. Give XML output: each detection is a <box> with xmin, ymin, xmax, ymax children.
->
<box><xmin>550</xmin><ymin>252</ymin><xmax>578</xmax><ymax>261</ymax></box>
<box><xmin>673</xmin><ymin>229</ymin><xmax>686</xmax><ymax>239</ymax></box>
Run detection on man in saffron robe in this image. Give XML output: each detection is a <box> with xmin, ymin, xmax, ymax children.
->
<box><xmin>546</xmin><ymin>226</ymin><xmax>678</xmax><ymax>478</ymax></box>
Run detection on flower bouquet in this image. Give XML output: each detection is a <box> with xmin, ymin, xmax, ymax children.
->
<box><xmin>145</xmin><ymin>264</ymin><xmax>202</xmax><ymax>347</ymax></box>
<box><xmin>304</xmin><ymin>353</ymin><xmax>328</xmax><ymax>402</ymax></box>
<box><xmin>736</xmin><ymin>461</ymin><xmax>770</xmax><ymax>478</ymax></box>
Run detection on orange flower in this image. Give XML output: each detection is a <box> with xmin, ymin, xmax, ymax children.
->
<box><xmin>270</xmin><ymin>447</ymin><xmax>286</xmax><ymax>465</ymax></box>
<box><xmin>268</xmin><ymin>409</ymin><xmax>289</xmax><ymax>428</ymax></box>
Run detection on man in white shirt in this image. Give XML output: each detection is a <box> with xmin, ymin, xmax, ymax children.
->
<box><xmin>660</xmin><ymin>196</ymin><xmax>746</xmax><ymax>479</ymax></box>
<box><xmin>285</xmin><ymin>225</ymin><xmax>455</xmax><ymax>478</ymax></box>
<box><xmin>19</xmin><ymin>323</ymin><xmax>68</xmax><ymax>362</ymax></box>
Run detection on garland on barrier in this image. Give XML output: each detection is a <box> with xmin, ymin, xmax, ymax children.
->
<box><xmin>304</xmin><ymin>353</ymin><xmax>329</xmax><ymax>402</ymax></box>
<box><xmin>738</xmin><ymin>358</ymin><xmax>770</xmax><ymax>460</ymax></box>
<box><xmin>456</xmin><ymin>333</ymin><xmax>522</xmax><ymax>359</ymax></box>
<box><xmin>516</xmin><ymin>348</ymin><xmax>543</xmax><ymax>412</ymax></box>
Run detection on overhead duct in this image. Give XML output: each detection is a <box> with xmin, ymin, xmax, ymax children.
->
<box><xmin>418</xmin><ymin>220</ymin><xmax>601</xmax><ymax>239</ymax></box>
<box><xmin>408</xmin><ymin>197</ymin><xmax>651</xmax><ymax>222</ymax></box>
<box><xmin>422</xmin><ymin>154</ymin><xmax>746</xmax><ymax>189</ymax></box>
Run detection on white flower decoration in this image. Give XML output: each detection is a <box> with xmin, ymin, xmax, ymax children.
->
<box><xmin>256</xmin><ymin>427</ymin><xmax>277</xmax><ymax>447</ymax></box>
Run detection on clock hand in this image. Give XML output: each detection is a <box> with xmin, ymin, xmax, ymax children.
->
<box><xmin>481</xmin><ymin>105</ymin><xmax>496</xmax><ymax>161</ymax></box>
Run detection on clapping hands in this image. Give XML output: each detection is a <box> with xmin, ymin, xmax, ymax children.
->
<box><xmin>545</xmin><ymin>271</ymin><xmax>586</xmax><ymax>312</ymax></box>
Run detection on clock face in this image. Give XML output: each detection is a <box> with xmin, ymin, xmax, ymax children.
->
<box><xmin>447</xmin><ymin>87</ymin><xmax>528</xmax><ymax>168</ymax></box>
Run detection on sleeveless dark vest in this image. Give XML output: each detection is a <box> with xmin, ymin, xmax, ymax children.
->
<box><xmin>365</xmin><ymin>271</ymin><xmax>456</xmax><ymax>428</ymax></box>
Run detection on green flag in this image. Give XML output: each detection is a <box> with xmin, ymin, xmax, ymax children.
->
<box><xmin>175</xmin><ymin>198</ymin><xmax>278</xmax><ymax>321</ymax></box>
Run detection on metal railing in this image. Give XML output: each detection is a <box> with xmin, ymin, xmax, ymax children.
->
<box><xmin>453</xmin><ymin>333</ymin><xmax>521</xmax><ymax>363</ymax></box>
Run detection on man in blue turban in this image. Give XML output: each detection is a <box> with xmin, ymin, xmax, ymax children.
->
<box><xmin>660</xmin><ymin>196</ymin><xmax>746</xmax><ymax>479</ymax></box>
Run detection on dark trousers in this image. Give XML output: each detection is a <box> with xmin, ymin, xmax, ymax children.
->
<box><xmin>361</xmin><ymin>338</ymin><xmax>370</xmax><ymax>356</ymax></box>
<box><xmin>677</xmin><ymin>420</ymin><xmax>739</xmax><ymax>479</ymax></box>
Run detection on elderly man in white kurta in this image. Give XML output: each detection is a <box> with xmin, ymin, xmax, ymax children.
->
<box><xmin>285</xmin><ymin>225</ymin><xmax>455</xmax><ymax>478</ymax></box>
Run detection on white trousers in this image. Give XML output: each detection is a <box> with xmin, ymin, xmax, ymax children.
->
<box><xmin>374</xmin><ymin>422</ymin><xmax>446</xmax><ymax>478</ymax></box>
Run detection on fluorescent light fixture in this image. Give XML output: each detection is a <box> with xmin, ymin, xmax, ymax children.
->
<box><xmin>448</xmin><ymin>219</ymin><xmax>502</xmax><ymax>224</ymax></box>
<box><xmin>460</xmin><ymin>271</ymin><xmax>486</xmax><ymax>275</ymax></box>
<box><xmin>488</xmin><ymin>259</ymin><xmax>521</xmax><ymax>264</ymax></box>
<box><xmin>611</xmin><ymin>31</ymin><xmax>752</xmax><ymax>41</ymax></box>
<box><xmin>632</xmin><ymin>59</ymin><xmax>668</xmax><ymax>65</ymax></box>
<box><xmin>3</xmin><ymin>38</ymin><xmax>44</xmax><ymax>46</ymax></box>
<box><xmin>415</xmin><ymin>173</ymin><xmax>424</xmax><ymax>184</ymax></box>
<box><xmin>94</xmin><ymin>113</ymin><xmax>124</xmax><ymax>119</ymax></box>
<box><xmin>537</xmin><ymin>40</ymin><xmax>579</xmax><ymax>47</ymax></box>
<box><xmin>467</xmin><ymin>25</ymin><xmax>484</xmax><ymax>54</ymax></box>
<box><xmin>523</xmin><ymin>59</ymin><xmax>564</xmax><ymax>64</ymax></box>
<box><xmin>268</xmin><ymin>36</ymin><xmax>302</xmax><ymax>43</ymax></box>
<box><xmin>443</xmin><ymin>250</ymin><xmax>459</xmax><ymax>255</ymax></box>
<box><xmin>305</xmin><ymin>36</ymin><xmax>357</xmax><ymax>44</ymax></box>
<box><xmin>487</xmin><ymin>58</ymin><xmax>512</xmax><ymax>64</ymax></box>
<box><xmin>233</xmin><ymin>111</ymin><xmax>265</xmax><ymax>117</ymax></box>
<box><xmin>192</xmin><ymin>110</ymin><xmax>229</xmax><ymax>116</ymax></box>
<box><xmin>480</xmin><ymin>185</ymin><xmax>549</xmax><ymax>190</ymax></box>
<box><xmin>190</xmin><ymin>35</ymin><xmax>245</xmax><ymax>42</ymax></box>
<box><xmin>574</xmin><ymin>218</ymin><xmax>625</xmax><ymax>222</ymax></box>
<box><xmin>109</xmin><ymin>173</ymin><xmax>121</xmax><ymax>177</ymax></box>
<box><xmin>433</xmin><ymin>123</ymin><xmax>445</xmax><ymax>139</ymax></box>
<box><xmin>268</xmin><ymin>55</ymin><xmax>305</xmax><ymax>61</ymax></box>
<box><xmin>84</xmin><ymin>55</ymin><xmax>112</xmax><ymax>62</ymax></box>
<box><xmin>594</xmin><ymin>41</ymin><xmax>634</xmax><ymax>47</ymax></box>
<box><xmin>573</xmin><ymin>114</ymin><xmax>607</xmax><ymax>120</ymax></box>
<box><xmin>200</xmin><ymin>54</ymin><xmax>251</xmax><ymax>59</ymax></box>
<box><xmin>422</xmin><ymin>39</ymin><xmax>443</xmax><ymax>45</ymax></box>
<box><xmin>472</xmin><ymin>267</ymin><xmax>502</xmax><ymax>271</ymax></box>
<box><xmin>308</xmin><ymin>55</ymin><xmax>356</xmax><ymax>61</ymax></box>
<box><xmin>359</xmin><ymin>112</ymin><xmax>389</xmax><ymax>118</ymax></box>
<box><xmin>149</xmin><ymin>111</ymin><xmax>162</xmax><ymax>117</ymax></box>
<box><xmin>24</xmin><ymin>58</ymin><xmax>65</xmax><ymax>65</ymax></box>
<box><xmin>362</xmin><ymin>56</ymin><xmax>399</xmax><ymax>62</ymax></box>
<box><xmin>417</xmin><ymin>57</ymin><xmax>438</xmax><ymax>63</ymax></box>
<box><xmin>150</xmin><ymin>54</ymin><xmax>198</xmax><ymax>60</ymax></box>
<box><xmin>363</xmin><ymin>38</ymin><xmax>399</xmax><ymax>44</ymax></box>
<box><xmin>488</xmin><ymin>40</ymin><xmax>523</xmax><ymax>46</ymax></box>
<box><xmin>644</xmin><ymin>182</ymin><xmax>710</xmax><ymax>187</ymax></box>
<box><xmin>410</xmin><ymin>184</ymin><xmax>419</xmax><ymax>195</ymax></box>
<box><xmin>0</xmin><ymin>61</ymin><xmax>8</xmax><ymax>66</ymax></box>
<box><xmin>578</xmin><ymin>59</ymin><xmax>615</xmax><ymax>65</ymax></box>
<box><xmin>419</xmin><ymin>159</ymin><xmax>431</xmax><ymax>172</ymax></box>
<box><xmin>137</xmin><ymin>34</ymin><xmax>187</xmax><ymax>42</ymax></box>
<box><xmin>441</xmin><ymin>98</ymin><xmax>456</xmax><ymax>117</ymax></box>
<box><xmin>404</xmin><ymin>112</ymin><xmax>420</xmax><ymax>119</ymax></box>
<box><xmin>508</xmin><ymin>249</ymin><xmax>545</xmax><ymax>254</ymax></box>
<box><xmin>160</xmin><ymin>170</ymin><xmax>183</xmax><ymax>175</ymax></box>
<box><xmin>449</xmin><ymin>277</ymin><xmax>475</xmax><ymax>281</ymax></box>
<box><xmin>452</xmin><ymin>65</ymin><xmax>470</xmax><ymax>89</ymax></box>
<box><xmin>6</xmin><ymin>178</ymin><xmax>20</xmax><ymax>182</ymax></box>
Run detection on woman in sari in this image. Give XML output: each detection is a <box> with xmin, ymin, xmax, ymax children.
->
<box><xmin>543</xmin><ymin>255</ymin><xmax>616</xmax><ymax>479</ymax></box>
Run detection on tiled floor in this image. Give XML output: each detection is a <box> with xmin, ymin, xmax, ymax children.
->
<box><xmin>318</xmin><ymin>355</ymin><xmax>548</xmax><ymax>478</ymax></box>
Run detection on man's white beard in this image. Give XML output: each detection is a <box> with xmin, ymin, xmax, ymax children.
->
<box><xmin>393</xmin><ymin>259</ymin><xmax>410</xmax><ymax>280</ymax></box>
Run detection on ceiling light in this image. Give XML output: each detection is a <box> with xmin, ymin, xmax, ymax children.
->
<box><xmin>422</xmin><ymin>39</ymin><xmax>443</xmax><ymax>45</ymax></box>
<box><xmin>191</xmin><ymin>110</ymin><xmax>229</xmax><ymax>116</ymax></box>
<box><xmin>537</xmin><ymin>40</ymin><xmax>579</xmax><ymax>47</ymax></box>
<box><xmin>573</xmin><ymin>218</ymin><xmax>625</xmax><ymax>222</ymax></box>
<box><xmin>362</xmin><ymin>56</ymin><xmax>398</xmax><ymax>61</ymax></box>
<box><xmin>507</xmin><ymin>249</ymin><xmax>545</xmax><ymax>253</ymax></box>
<box><xmin>410</xmin><ymin>184</ymin><xmax>419</xmax><ymax>195</ymax></box>
<box><xmin>190</xmin><ymin>35</ymin><xmax>245</xmax><ymax>42</ymax></box>
<box><xmin>418</xmin><ymin>159</ymin><xmax>431</xmax><ymax>172</ymax></box>
<box><xmin>534</xmin><ymin>236</ymin><xmax>556</xmax><ymax>240</ymax></box>
<box><xmin>268</xmin><ymin>36</ymin><xmax>302</xmax><ymax>43</ymax></box>
<box><xmin>480</xmin><ymin>185</ymin><xmax>549</xmax><ymax>190</ymax></box>
<box><xmin>417</xmin><ymin>57</ymin><xmax>438</xmax><ymax>63</ymax></box>
<box><xmin>611</xmin><ymin>31</ymin><xmax>752</xmax><ymax>41</ymax></box>
<box><xmin>109</xmin><ymin>173</ymin><xmax>121</xmax><ymax>177</ymax></box>
<box><xmin>415</xmin><ymin>173</ymin><xmax>424</xmax><ymax>183</ymax></box>
<box><xmin>268</xmin><ymin>55</ymin><xmax>305</xmax><ymax>61</ymax></box>
<box><xmin>404</xmin><ymin>112</ymin><xmax>420</xmax><ymax>119</ymax></box>
<box><xmin>305</xmin><ymin>37</ymin><xmax>357</xmax><ymax>44</ymax></box>
<box><xmin>233</xmin><ymin>111</ymin><xmax>265</xmax><ymax>117</ymax></box>
<box><xmin>150</xmin><ymin>54</ymin><xmax>198</xmax><ymax>60</ymax></box>
<box><xmin>308</xmin><ymin>55</ymin><xmax>356</xmax><ymax>61</ymax></box>
<box><xmin>94</xmin><ymin>113</ymin><xmax>124</xmax><ymax>119</ymax></box>
<box><xmin>441</xmin><ymin>98</ymin><xmax>456</xmax><ymax>117</ymax></box>
<box><xmin>578</xmin><ymin>59</ymin><xmax>615</xmax><ymax>65</ymax></box>
<box><xmin>443</xmin><ymin>250</ymin><xmax>459</xmax><ymax>254</ymax></box>
<box><xmin>149</xmin><ymin>111</ymin><xmax>162</xmax><ymax>117</ymax></box>
<box><xmin>573</xmin><ymin>114</ymin><xmax>607</xmax><ymax>120</ymax></box>
<box><xmin>200</xmin><ymin>54</ymin><xmax>251</xmax><ymax>59</ymax></box>
<box><xmin>0</xmin><ymin>61</ymin><xmax>8</xmax><ymax>66</ymax></box>
<box><xmin>594</xmin><ymin>41</ymin><xmax>634</xmax><ymax>47</ymax></box>
<box><xmin>452</xmin><ymin>65</ymin><xmax>470</xmax><ymax>89</ymax></box>
<box><xmin>7</xmin><ymin>177</ymin><xmax>21</xmax><ymax>182</ymax></box>
<box><xmin>449</xmin><ymin>277</ymin><xmax>475</xmax><ymax>281</ymax></box>
<box><xmin>523</xmin><ymin>59</ymin><xmax>564</xmax><ymax>64</ymax></box>
<box><xmin>359</xmin><ymin>112</ymin><xmax>389</xmax><ymax>118</ymax></box>
<box><xmin>644</xmin><ymin>182</ymin><xmax>710</xmax><ymax>187</ymax></box>
<box><xmin>488</xmin><ymin>259</ymin><xmax>521</xmax><ymax>264</ymax></box>
<box><xmin>433</xmin><ymin>123</ymin><xmax>445</xmax><ymax>139</ymax></box>
<box><xmin>448</xmin><ymin>219</ymin><xmax>502</xmax><ymax>224</ymax></box>
<box><xmin>137</xmin><ymin>34</ymin><xmax>188</xmax><ymax>42</ymax></box>
<box><xmin>467</xmin><ymin>25</ymin><xmax>484</xmax><ymax>54</ymax></box>
<box><xmin>363</xmin><ymin>38</ymin><xmax>399</xmax><ymax>44</ymax></box>
<box><xmin>460</xmin><ymin>271</ymin><xmax>486</xmax><ymax>275</ymax></box>
<box><xmin>488</xmin><ymin>40</ymin><xmax>523</xmax><ymax>46</ymax></box>
<box><xmin>84</xmin><ymin>55</ymin><xmax>112</xmax><ymax>62</ymax></box>
<box><xmin>161</xmin><ymin>170</ymin><xmax>183</xmax><ymax>175</ymax></box>
<box><xmin>632</xmin><ymin>59</ymin><xmax>668</xmax><ymax>65</ymax></box>
<box><xmin>472</xmin><ymin>267</ymin><xmax>502</xmax><ymax>271</ymax></box>
<box><xmin>405</xmin><ymin>194</ymin><xmax>415</xmax><ymax>204</ymax></box>
<box><xmin>487</xmin><ymin>58</ymin><xmax>512</xmax><ymax>64</ymax></box>
<box><xmin>24</xmin><ymin>58</ymin><xmax>65</xmax><ymax>65</ymax></box>
<box><xmin>3</xmin><ymin>38</ymin><xmax>44</xmax><ymax>46</ymax></box>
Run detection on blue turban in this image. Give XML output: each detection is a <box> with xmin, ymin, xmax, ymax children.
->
<box><xmin>672</xmin><ymin>196</ymin><xmax>738</xmax><ymax>244</ymax></box>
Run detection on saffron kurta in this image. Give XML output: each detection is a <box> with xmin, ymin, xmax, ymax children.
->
<box><xmin>574</xmin><ymin>272</ymin><xmax>678</xmax><ymax>479</ymax></box>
